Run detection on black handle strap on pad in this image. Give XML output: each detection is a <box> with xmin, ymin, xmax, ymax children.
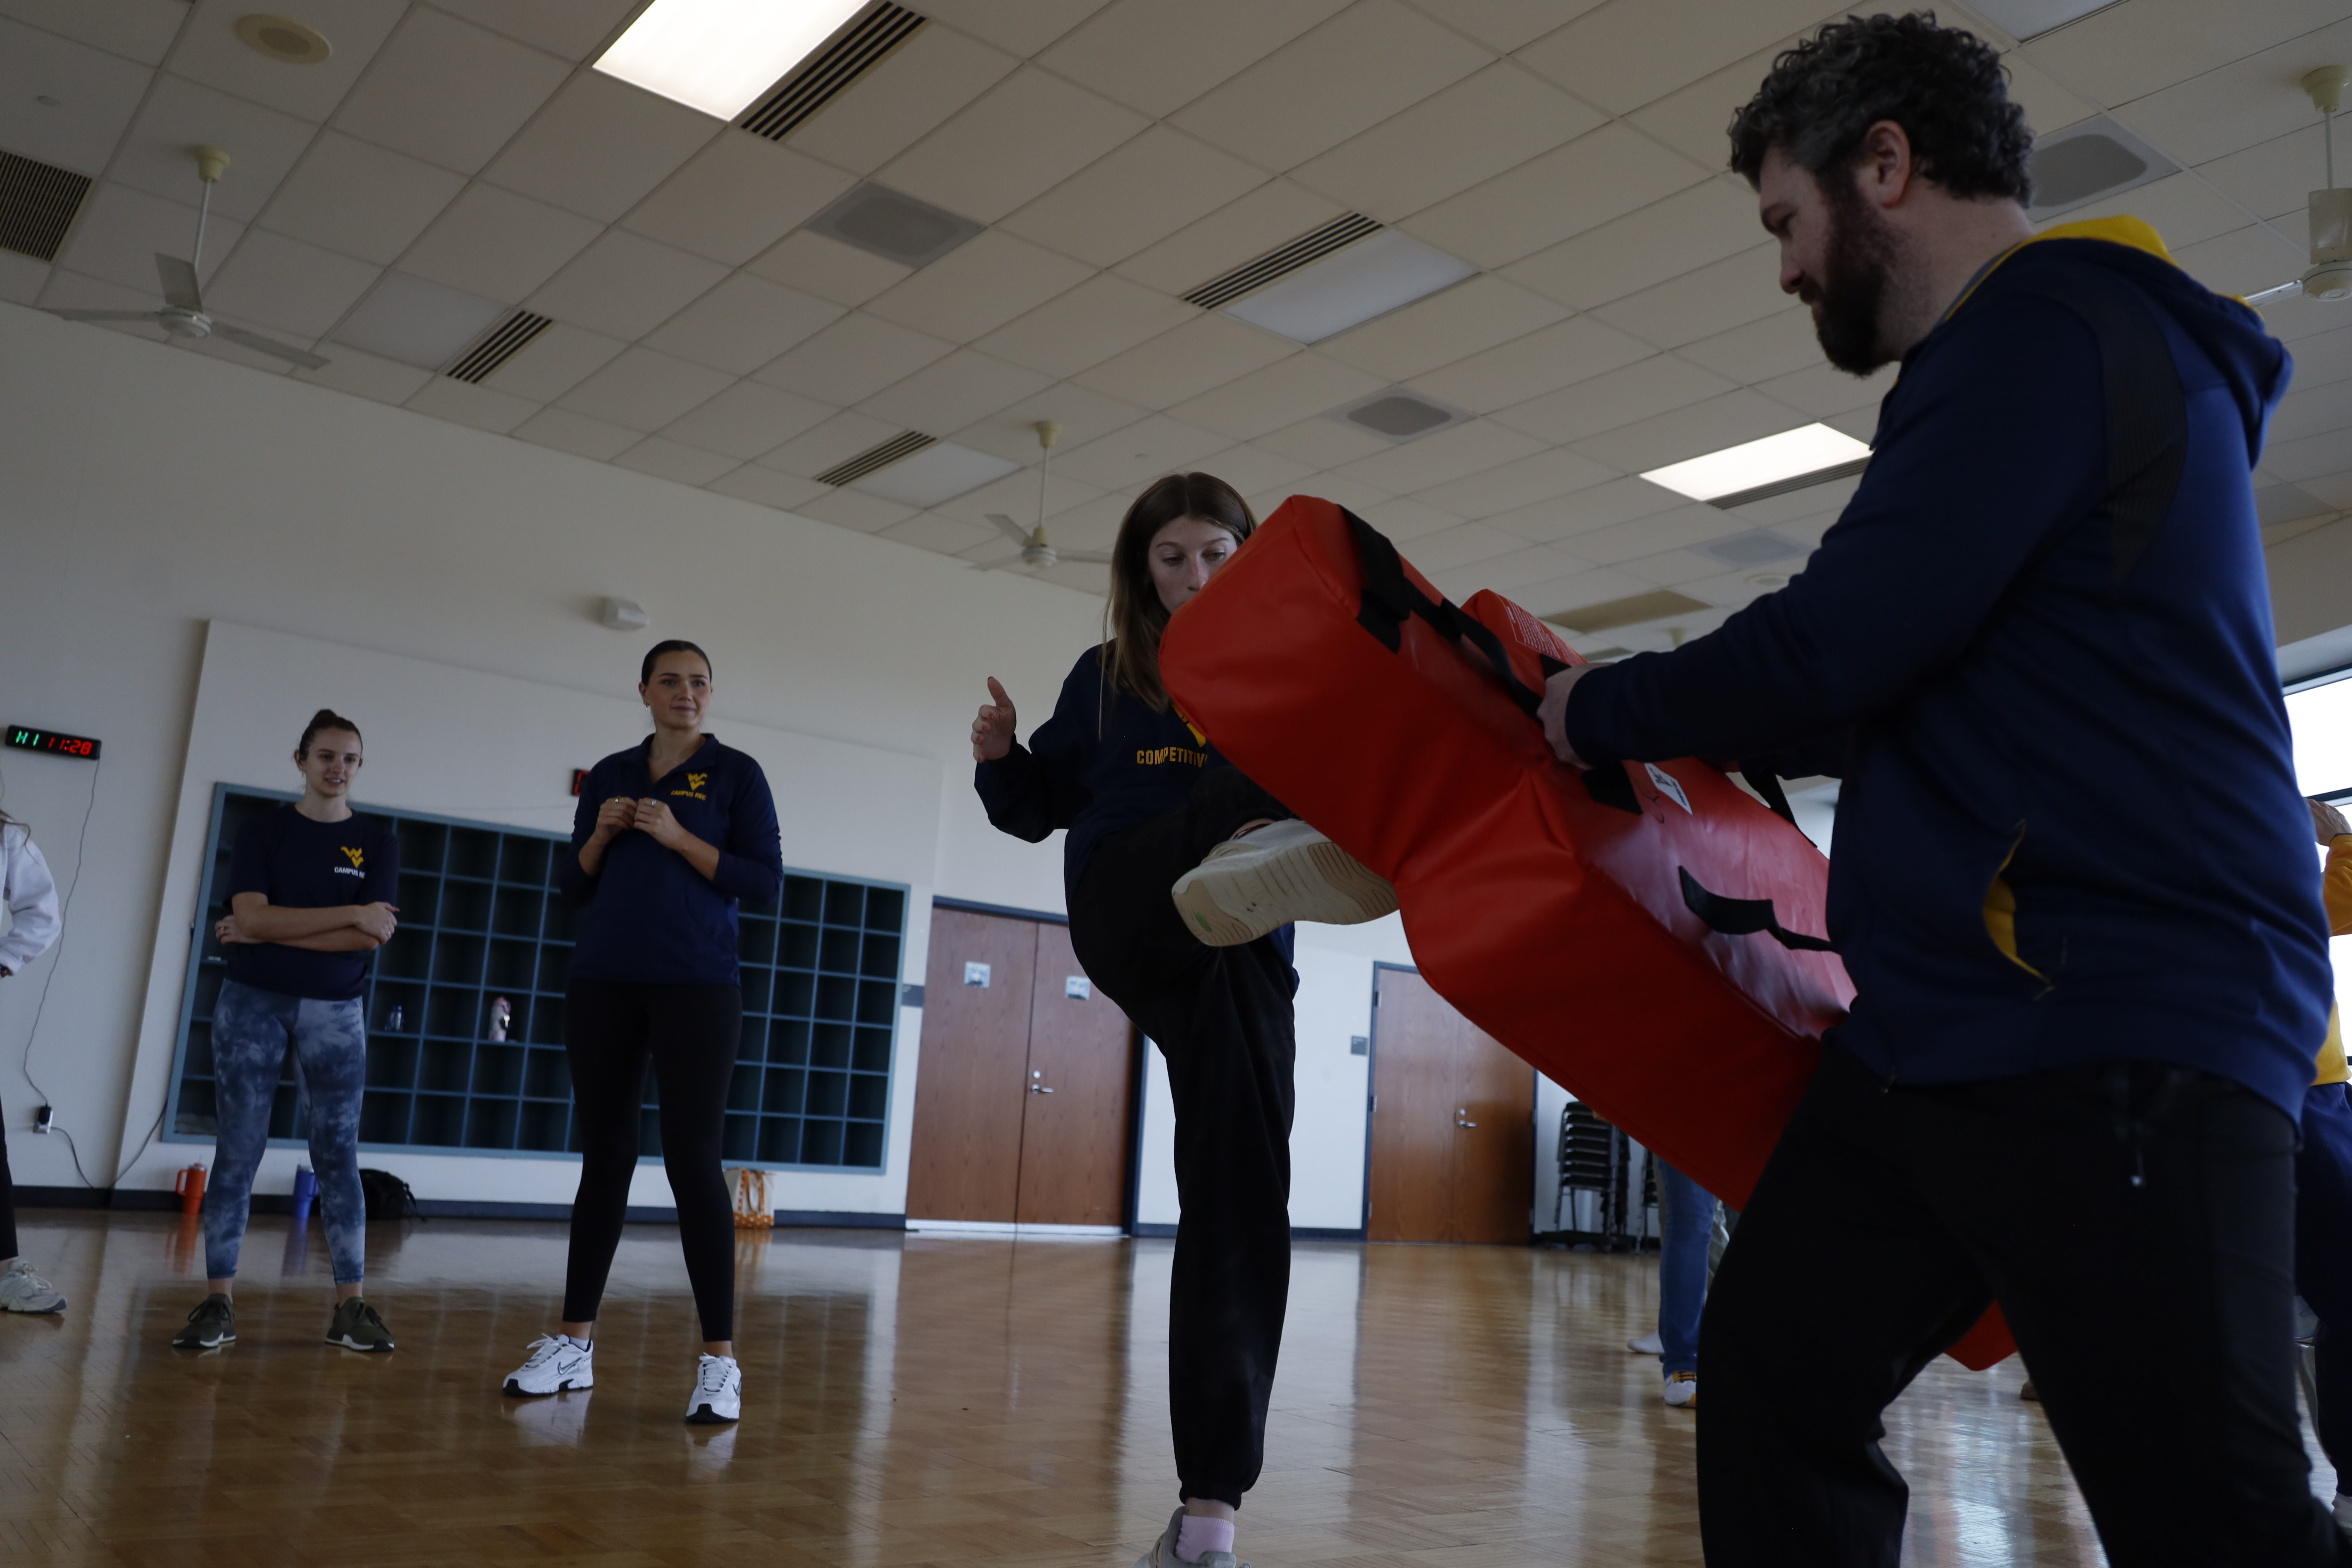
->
<box><xmin>1583</xmin><ymin>765</ymin><xmax>1642</xmax><ymax>815</ymax></box>
<box><xmin>1347</xmin><ymin>508</ymin><xmax>1547</xmax><ymax>716</ymax></box>
<box><xmin>1740</xmin><ymin>767</ymin><xmax>1800</xmax><ymax>829</ymax></box>
<box><xmin>1678</xmin><ymin>867</ymin><xmax>1835</xmax><ymax>952</ymax></box>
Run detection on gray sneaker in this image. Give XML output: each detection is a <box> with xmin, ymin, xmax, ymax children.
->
<box><xmin>172</xmin><ymin>1293</ymin><xmax>236</xmax><ymax>1348</ymax></box>
<box><xmin>326</xmin><ymin>1296</ymin><xmax>395</xmax><ymax>1352</ymax></box>
<box><xmin>1135</xmin><ymin>1509</ymin><xmax>1248</xmax><ymax>1568</ymax></box>
<box><xmin>0</xmin><ymin>1257</ymin><xmax>66</xmax><ymax>1313</ymax></box>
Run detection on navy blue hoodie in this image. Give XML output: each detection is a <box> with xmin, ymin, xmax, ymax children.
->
<box><xmin>1565</xmin><ymin>219</ymin><xmax>2329</xmax><ymax>1119</ymax></box>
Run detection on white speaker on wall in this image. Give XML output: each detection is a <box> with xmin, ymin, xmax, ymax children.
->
<box><xmin>599</xmin><ymin>597</ymin><xmax>648</xmax><ymax>632</ymax></box>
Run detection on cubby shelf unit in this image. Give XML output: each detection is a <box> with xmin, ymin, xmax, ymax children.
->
<box><xmin>165</xmin><ymin>785</ymin><xmax>907</xmax><ymax>1171</ymax></box>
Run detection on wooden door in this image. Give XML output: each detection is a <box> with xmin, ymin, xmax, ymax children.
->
<box><xmin>1015</xmin><ymin>923</ymin><xmax>1135</xmax><ymax>1226</ymax></box>
<box><xmin>1366</xmin><ymin>968</ymin><xmax>1534</xmax><ymax>1244</ymax></box>
<box><xmin>904</xmin><ymin>910</ymin><xmax>1038</xmax><ymax>1222</ymax></box>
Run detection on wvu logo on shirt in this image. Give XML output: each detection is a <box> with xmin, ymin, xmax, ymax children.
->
<box><xmin>333</xmin><ymin>845</ymin><xmax>366</xmax><ymax>878</ymax></box>
<box><xmin>672</xmin><ymin>771</ymin><xmax>710</xmax><ymax>801</ymax></box>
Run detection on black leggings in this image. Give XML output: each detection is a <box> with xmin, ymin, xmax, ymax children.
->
<box><xmin>1070</xmin><ymin>767</ymin><xmax>1296</xmax><ymax>1509</ymax></box>
<box><xmin>562</xmin><ymin>979</ymin><xmax>743</xmax><ymax>1342</ymax></box>
<box><xmin>0</xmin><ymin>1086</ymin><xmax>15</xmax><ymax>1260</ymax></box>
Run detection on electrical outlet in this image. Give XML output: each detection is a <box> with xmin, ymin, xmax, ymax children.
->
<box><xmin>34</xmin><ymin>1104</ymin><xmax>54</xmax><ymax>1134</ymax></box>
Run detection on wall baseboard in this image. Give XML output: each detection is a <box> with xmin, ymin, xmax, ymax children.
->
<box><xmin>1130</xmin><ymin>1222</ymin><xmax>1366</xmax><ymax>1242</ymax></box>
<box><xmin>15</xmin><ymin>1190</ymin><xmax>908</xmax><ymax>1231</ymax></box>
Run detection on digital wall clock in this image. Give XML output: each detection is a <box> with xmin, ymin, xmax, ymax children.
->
<box><xmin>6</xmin><ymin>726</ymin><xmax>102</xmax><ymax>760</ymax></box>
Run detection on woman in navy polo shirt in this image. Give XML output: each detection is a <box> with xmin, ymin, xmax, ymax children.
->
<box><xmin>173</xmin><ymin>708</ymin><xmax>398</xmax><ymax>1354</ymax></box>
<box><xmin>503</xmin><ymin>640</ymin><xmax>782</xmax><ymax>1425</ymax></box>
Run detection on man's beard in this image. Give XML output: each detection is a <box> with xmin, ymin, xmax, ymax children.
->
<box><xmin>1805</xmin><ymin>174</ymin><xmax>1901</xmax><ymax>375</ymax></box>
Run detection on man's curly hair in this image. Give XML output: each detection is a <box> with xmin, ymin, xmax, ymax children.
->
<box><xmin>1728</xmin><ymin>12</ymin><xmax>2033</xmax><ymax>203</ymax></box>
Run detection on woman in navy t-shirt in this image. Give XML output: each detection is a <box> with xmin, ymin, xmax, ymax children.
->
<box><xmin>502</xmin><ymin>640</ymin><xmax>783</xmax><ymax>1426</ymax></box>
<box><xmin>173</xmin><ymin>709</ymin><xmax>399</xmax><ymax>1354</ymax></box>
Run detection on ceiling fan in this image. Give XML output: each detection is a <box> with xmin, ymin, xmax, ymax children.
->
<box><xmin>977</xmin><ymin>421</ymin><xmax>1113</xmax><ymax>571</ymax></box>
<box><xmin>48</xmin><ymin>145</ymin><xmax>329</xmax><ymax>370</ymax></box>
<box><xmin>2245</xmin><ymin>67</ymin><xmax>2350</xmax><ymax>308</ymax></box>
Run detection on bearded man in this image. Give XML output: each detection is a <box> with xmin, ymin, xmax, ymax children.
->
<box><xmin>1536</xmin><ymin>14</ymin><xmax>2343</xmax><ymax>1566</ymax></box>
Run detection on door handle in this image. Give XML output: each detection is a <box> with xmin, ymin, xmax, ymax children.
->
<box><xmin>1029</xmin><ymin>1084</ymin><xmax>1055</xmax><ymax>1094</ymax></box>
<box><xmin>1456</xmin><ymin>1109</ymin><xmax>1477</xmax><ymax>1128</ymax></box>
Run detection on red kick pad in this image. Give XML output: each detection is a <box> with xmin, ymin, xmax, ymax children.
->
<box><xmin>1162</xmin><ymin>495</ymin><xmax>2014</xmax><ymax>1370</ymax></box>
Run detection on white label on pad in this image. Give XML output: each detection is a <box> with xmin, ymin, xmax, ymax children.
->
<box><xmin>1645</xmin><ymin>764</ymin><xmax>1692</xmax><ymax>814</ymax></box>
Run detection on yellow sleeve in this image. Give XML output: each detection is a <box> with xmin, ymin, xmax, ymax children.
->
<box><xmin>2325</xmin><ymin>837</ymin><xmax>2352</xmax><ymax>936</ymax></box>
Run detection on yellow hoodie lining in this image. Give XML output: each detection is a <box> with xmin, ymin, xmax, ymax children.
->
<box><xmin>1942</xmin><ymin>215</ymin><xmax>2177</xmax><ymax>323</ymax></box>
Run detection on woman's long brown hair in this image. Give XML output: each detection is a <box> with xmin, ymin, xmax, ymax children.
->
<box><xmin>1100</xmin><ymin>472</ymin><xmax>1257</xmax><ymax>715</ymax></box>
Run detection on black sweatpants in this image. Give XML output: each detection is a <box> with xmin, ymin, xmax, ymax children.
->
<box><xmin>562</xmin><ymin>979</ymin><xmax>743</xmax><ymax>1342</ymax></box>
<box><xmin>0</xmin><ymin>1086</ymin><xmax>16</xmax><ymax>1260</ymax></box>
<box><xmin>1700</xmin><ymin>1040</ymin><xmax>2350</xmax><ymax>1568</ymax></box>
<box><xmin>1070</xmin><ymin>767</ymin><xmax>1297</xmax><ymax>1510</ymax></box>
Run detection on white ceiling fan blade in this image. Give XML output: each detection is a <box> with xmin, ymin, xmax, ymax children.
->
<box><xmin>52</xmin><ymin>309</ymin><xmax>164</xmax><ymax>323</ymax></box>
<box><xmin>2244</xmin><ymin>279</ymin><xmax>2306</xmax><ymax>306</ymax></box>
<box><xmin>1055</xmin><ymin>549</ymin><xmax>1115</xmax><ymax>564</ymax></box>
<box><xmin>983</xmin><ymin>511</ymin><xmax>1037</xmax><ymax>547</ymax></box>
<box><xmin>155</xmin><ymin>253</ymin><xmax>202</xmax><ymax>312</ymax></box>
<box><xmin>213</xmin><ymin>324</ymin><xmax>329</xmax><ymax>370</ymax></box>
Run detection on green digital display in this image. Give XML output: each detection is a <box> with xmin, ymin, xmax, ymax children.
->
<box><xmin>6</xmin><ymin>725</ymin><xmax>101</xmax><ymax>760</ymax></box>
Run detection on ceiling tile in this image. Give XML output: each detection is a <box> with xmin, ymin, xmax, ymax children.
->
<box><xmin>945</xmin><ymin>381</ymin><xmax>1153</xmax><ymax>464</ymax></box>
<box><xmin>1317</xmin><ymin>275</ymin><xmax>1570</xmax><ymax>384</ymax></box>
<box><xmin>202</xmin><ymin>228</ymin><xmax>379</xmax><ymax>336</ymax></box>
<box><xmin>330</xmin><ymin>5</ymin><xmax>571</xmax><ymax>175</ymax></box>
<box><xmin>1290</xmin><ymin>60</ymin><xmax>1604</xmax><ymax>223</ymax></box>
<box><xmin>1438</xmin><ymin>541</ymin><xmax>1597</xmax><ymax>594</ymax></box>
<box><xmin>398</xmin><ymin>181</ymin><xmax>603</xmax><ymax>302</ymax></box>
<box><xmin>2107</xmin><ymin>17</ymin><xmax>2352</xmax><ymax>168</ymax></box>
<box><xmin>976</xmin><ymin>271</ymin><xmax>1199</xmax><ymax>379</ymax></box>
<box><xmin>1565</xmin><ymin>502</ymin><xmax>1747</xmax><ymax>567</ymax></box>
<box><xmin>1170</xmin><ymin>0</ymin><xmax>1493</xmax><ymax>174</ymax></box>
<box><xmin>2171</xmin><ymin>222</ymin><xmax>2306</xmax><ymax>299</ymax></box>
<box><xmin>1294</xmin><ymin>472</ymin><xmax>1397</xmax><ymax>514</ymax></box>
<box><xmin>796</xmin><ymin>487</ymin><xmax>919</xmax><ymax>533</ymax></box>
<box><xmin>752</xmin><ymin>311</ymin><xmax>957</xmax><ymax>406</ymax></box>
<box><xmin>926</xmin><ymin>457</ymin><xmax>1106</xmax><ymax>529</ymax></box>
<box><xmin>1589</xmin><ymin>242</ymin><xmax>1792</xmax><ymax>349</ymax></box>
<box><xmin>746</xmin><ymin>229</ymin><xmax>912</xmax><ymax>306</ymax></box>
<box><xmin>1618</xmin><ymin>37</ymin><xmax>1788</xmax><ymax>167</ymax></box>
<box><xmin>526</xmin><ymin>229</ymin><xmax>729</xmax><ymax>341</ymax></box>
<box><xmin>1255</xmin><ymin>412</ymin><xmax>1391</xmax><ymax>469</ymax></box>
<box><xmin>1501</xmin><ymin>175</ymin><xmax>1763</xmax><ymax>311</ymax></box>
<box><xmin>877</xmin><ymin>67</ymin><xmax>1152</xmax><ymax>225</ymax></box>
<box><xmin>1612</xmin><ymin>545</ymin><xmax>1741</xmax><ymax>588</ymax></box>
<box><xmin>1520</xmin><ymin>566</ymin><xmax>1657</xmax><ymax>620</ymax></box>
<box><xmin>857</xmin><ymin>348</ymin><xmax>1056</xmax><ymax>434</ymax></box>
<box><xmin>1402</xmin><ymin>122</ymin><xmax>1710</xmax><ymax>270</ymax></box>
<box><xmin>757</xmin><ymin>409</ymin><xmax>910</xmax><ymax>479</ymax></box>
<box><xmin>913</xmin><ymin>0</ymin><xmax>1115</xmax><ymax>57</ymax></box>
<box><xmin>613</xmin><ymin>436</ymin><xmax>739</xmax><ymax>487</ymax></box>
<box><xmin>783</xmin><ymin>23</ymin><xmax>1018</xmax><ymax>176</ymax></box>
<box><xmin>512</xmin><ymin>404</ymin><xmax>640</xmax><ymax>460</ymax></box>
<box><xmin>1050</xmin><ymin>411</ymin><xmax>1231</xmax><ymax>492</ymax></box>
<box><xmin>997</xmin><ymin>126</ymin><xmax>1270</xmax><ymax>270</ymax></box>
<box><xmin>404</xmin><ymin>373</ymin><xmax>539</xmax><ymax>433</ymax></box>
<box><xmin>555</xmin><ymin>345</ymin><xmax>733</xmax><ymax>431</ymax></box>
<box><xmin>2288</xmin><ymin>325</ymin><xmax>2352</xmax><ymax>391</ymax></box>
<box><xmin>2252</xmin><ymin>289</ymin><xmax>2351</xmax><ymax>343</ymax></box>
<box><xmin>1516</xmin><ymin>0</ymin><xmax>1825</xmax><ymax>115</ymax></box>
<box><xmin>705</xmin><ymin>464</ymin><xmax>828</xmax><ymax>513</ymax></box>
<box><xmin>174</xmin><ymin>314</ymin><xmax>308</xmax><ymax>374</ymax></box>
<box><xmin>1333</xmin><ymin>416</ymin><xmax>1545</xmax><ymax>493</ymax></box>
<box><xmin>482</xmin><ymin>71</ymin><xmax>718</xmax><ymax>222</ymax></box>
<box><xmin>2198</xmin><ymin>128</ymin><xmax>2329</xmax><ymax>226</ymax></box>
<box><xmin>1166</xmin><ymin>351</ymin><xmax>1387</xmax><ymax>440</ymax></box>
<box><xmin>254</xmin><ymin>130</ymin><xmax>466</xmax><ymax>264</ymax></box>
<box><xmin>1040</xmin><ymin>0</ymin><xmax>1352</xmax><ymax>118</ymax></box>
<box><xmin>621</xmin><ymin>133</ymin><xmax>856</xmax><ymax>267</ymax></box>
<box><xmin>1995</xmin><ymin>45</ymin><xmax>2098</xmax><ymax>140</ymax></box>
<box><xmin>429</xmin><ymin>0</ymin><xmax>640</xmax><ymax>61</ymax></box>
<box><xmin>642</xmin><ymin>273</ymin><xmax>845</xmax><ymax>376</ymax></box>
<box><xmin>0</xmin><ymin>250</ymin><xmax>47</xmax><ymax>306</ymax></box>
<box><xmin>330</xmin><ymin>269</ymin><xmax>505</xmax><ymax>368</ymax></box>
<box><xmin>1411</xmin><ymin>447</ymin><xmax>1621</xmax><ymax>520</ymax></box>
<box><xmin>169</xmin><ymin>0</ymin><xmax>406</xmax><ymax>122</ymax></box>
<box><xmin>1072</xmin><ymin>312</ymin><xmax>1298</xmax><ymax>410</ymax></box>
<box><xmin>1487</xmin><ymin>473</ymin><xmax>1687</xmax><ymax>544</ymax></box>
<box><xmin>1190</xmin><ymin>441</ymin><xmax>1318</xmax><ymax>501</ymax></box>
<box><xmin>54</xmin><ymin>181</ymin><xmax>246</xmax><ymax>296</ymax></box>
<box><xmin>0</xmin><ymin>0</ymin><xmax>187</xmax><ymax>64</ymax></box>
<box><xmin>107</xmin><ymin>72</ymin><xmax>318</xmax><ymax>222</ymax></box>
<box><xmin>1398</xmin><ymin>0</ymin><xmax>1609</xmax><ymax>51</ymax></box>
<box><xmin>2022</xmin><ymin>0</ymin><xmax>2349</xmax><ymax>110</ymax></box>
<box><xmin>1406</xmin><ymin>315</ymin><xmax>1656</xmax><ymax>414</ymax></box>
<box><xmin>1403</xmin><ymin>521</ymin><xmax>1541</xmax><ymax>572</ymax></box>
<box><xmin>0</xmin><ymin>17</ymin><xmax>155</xmax><ymax>175</ymax></box>
<box><xmin>1677</xmin><ymin>306</ymin><xmax>1824</xmax><ymax>385</ymax></box>
<box><xmin>478</xmin><ymin>320</ymin><xmax>628</xmax><ymax>402</ymax></box>
<box><xmin>661</xmin><ymin>380</ymin><xmax>837</xmax><ymax>461</ymax></box>
<box><xmin>1114</xmin><ymin>178</ymin><xmax>1348</xmax><ymax>296</ymax></box>
<box><xmin>291</xmin><ymin>341</ymin><xmax>433</xmax><ymax>404</ymax></box>
<box><xmin>880</xmin><ymin>513</ymin><xmax>1002</xmax><ymax>556</ymax></box>
<box><xmin>1569</xmin><ymin>387</ymin><xmax>1804</xmax><ymax>474</ymax></box>
<box><xmin>1755</xmin><ymin>359</ymin><xmax>1894</xmax><ymax>421</ymax></box>
<box><xmin>863</xmin><ymin>230</ymin><xmax>1097</xmax><ymax>343</ymax></box>
<box><xmin>36</xmin><ymin>267</ymin><xmax>172</xmax><ymax>341</ymax></box>
<box><xmin>2038</xmin><ymin>170</ymin><xmax>2258</xmax><ymax>254</ymax></box>
<box><xmin>1491</xmin><ymin>353</ymin><xmax>1737</xmax><ymax>444</ymax></box>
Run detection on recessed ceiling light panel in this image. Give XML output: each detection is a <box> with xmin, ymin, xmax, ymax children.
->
<box><xmin>1224</xmin><ymin>229</ymin><xmax>1477</xmax><ymax>345</ymax></box>
<box><xmin>1641</xmin><ymin>424</ymin><xmax>1871</xmax><ymax>504</ymax></box>
<box><xmin>595</xmin><ymin>0</ymin><xmax>868</xmax><ymax>121</ymax></box>
<box><xmin>331</xmin><ymin>272</ymin><xmax>508</xmax><ymax>371</ymax></box>
<box><xmin>1329</xmin><ymin>388</ymin><xmax>1471</xmax><ymax>444</ymax></box>
<box><xmin>806</xmin><ymin>182</ymin><xmax>982</xmax><ymax>270</ymax></box>
<box><xmin>2026</xmin><ymin>116</ymin><xmax>2178</xmax><ymax>219</ymax></box>
<box><xmin>853</xmin><ymin>441</ymin><xmax>1020</xmax><ymax>507</ymax></box>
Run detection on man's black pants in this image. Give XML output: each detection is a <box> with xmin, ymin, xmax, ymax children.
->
<box><xmin>1700</xmin><ymin>1041</ymin><xmax>2348</xmax><ymax>1567</ymax></box>
<box><xmin>1070</xmin><ymin>767</ymin><xmax>1296</xmax><ymax>1510</ymax></box>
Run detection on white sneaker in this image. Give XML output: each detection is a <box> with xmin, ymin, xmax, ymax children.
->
<box><xmin>504</xmin><ymin>1334</ymin><xmax>594</xmax><ymax>1396</ymax></box>
<box><xmin>686</xmin><ymin>1353</ymin><xmax>741</xmax><ymax>1424</ymax></box>
<box><xmin>1135</xmin><ymin>1509</ymin><xmax>1248</xmax><ymax>1568</ymax></box>
<box><xmin>1663</xmin><ymin>1370</ymin><xmax>1698</xmax><ymax>1408</ymax></box>
<box><xmin>0</xmin><ymin>1258</ymin><xmax>66</xmax><ymax>1314</ymax></box>
<box><xmin>1171</xmin><ymin>819</ymin><xmax>1397</xmax><ymax>947</ymax></box>
<box><xmin>1627</xmin><ymin>1329</ymin><xmax>1663</xmax><ymax>1355</ymax></box>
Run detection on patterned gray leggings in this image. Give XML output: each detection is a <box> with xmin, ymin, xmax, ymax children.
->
<box><xmin>204</xmin><ymin>980</ymin><xmax>368</xmax><ymax>1284</ymax></box>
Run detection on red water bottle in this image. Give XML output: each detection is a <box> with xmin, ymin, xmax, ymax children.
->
<box><xmin>176</xmin><ymin>1162</ymin><xmax>207</xmax><ymax>1215</ymax></box>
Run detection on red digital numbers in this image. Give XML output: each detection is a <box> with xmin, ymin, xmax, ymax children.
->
<box><xmin>5</xmin><ymin>727</ymin><xmax>101</xmax><ymax>760</ymax></box>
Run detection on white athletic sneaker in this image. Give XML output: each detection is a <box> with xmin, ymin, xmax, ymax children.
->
<box><xmin>0</xmin><ymin>1258</ymin><xmax>66</xmax><ymax>1314</ymax></box>
<box><xmin>1170</xmin><ymin>819</ymin><xmax>1397</xmax><ymax>947</ymax></box>
<box><xmin>686</xmin><ymin>1353</ymin><xmax>741</xmax><ymax>1424</ymax></box>
<box><xmin>504</xmin><ymin>1334</ymin><xmax>594</xmax><ymax>1396</ymax></box>
<box><xmin>1663</xmin><ymin>1370</ymin><xmax>1698</xmax><ymax>1408</ymax></box>
<box><xmin>1626</xmin><ymin>1329</ymin><xmax>1663</xmax><ymax>1355</ymax></box>
<box><xmin>1134</xmin><ymin>1509</ymin><xmax>1248</xmax><ymax>1568</ymax></box>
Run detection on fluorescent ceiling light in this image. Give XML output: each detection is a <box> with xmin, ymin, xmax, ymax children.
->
<box><xmin>331</xmin><ymin>272</ymin><xmax>507</xmax><ymax>371</ymax></box>
<box><xmin>853</xmin><ymin>441</ymin><xmax>1020</xmax><ymax>508</ymax></box>
<box><xmin>1641</xmin><ymin>424</ymin><xmax>1871</xmax><ymax>504</ymax></box>
<box><xmin>1224</xmin><ymin>230</ymin><xmax>1476</xmax><ymax>345</ymax></box>
<box><xmin>594</xmin><ymin>0</ymin><xmax>865</xmax><ymax>121</ymax></box>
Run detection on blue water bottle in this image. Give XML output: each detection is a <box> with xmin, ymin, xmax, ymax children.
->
<box><xmin>291</xmin><ymin>1164</ymin><xmax>317</xmax><ymax>1227</ymax></box>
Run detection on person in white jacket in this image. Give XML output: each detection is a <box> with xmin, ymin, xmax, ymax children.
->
<box><xmin>0</xmin><ymin>810</ymin><xmax>64</xmax><ymax>1313</ymax></box>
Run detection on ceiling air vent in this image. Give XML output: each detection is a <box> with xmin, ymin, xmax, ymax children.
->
<box><xmin>1697</xmin><ymin>529</ymin><xmax>1808</xmax><ymax>568</ymax></box>
<box><xmin>0</xmin><ymin>149</ymin><xmax>93</xmax><ymax>263</ymax></box>
<box><xmin>444</xmin><ymin>310</ymin><xmax>552</xmax><ymax>383</ymax></box>
<box><xmin>2027</xmin><ymin>116</ymin><xmax>2177</xmax><ymax>219</ymax></box>
<box><xmin>805</xmin><ymin>182</ymin><xmax>981</xmax><ymax>269</ymax></box>
<box><xmin>740</xmin><ymin>2</ymin><xmax>926</xmax><ymax>142</ymax></box>
<box><xmin>816</xmin><ymin>430</ymin><xmax>936</xmax><ymax>487</ymax></box>
<box><xmin>1331</xmin><ymin>388</ymin><xmax>1470</xmax><ymax>444</ymax></box>
<box><xmin>1185</xmin><ymin>213</ymin><xmax>1382</xmax><ymax>309</ymax></box>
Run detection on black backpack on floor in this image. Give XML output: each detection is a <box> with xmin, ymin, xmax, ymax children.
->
<box><xmin>357</xmin><ymin>1168</ymin><xmax>424</xmax><ymax>1222</ymax></box>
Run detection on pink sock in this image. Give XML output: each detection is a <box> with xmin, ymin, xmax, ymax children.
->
<box><xmin>1175</xmin><ymin>1514</ymin><xmax>1235</xmax><ymax>1562</ymax></box>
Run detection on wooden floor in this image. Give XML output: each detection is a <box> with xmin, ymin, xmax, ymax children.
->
<box><xmin>0</xmin><ymin>1209</ymin><xmax>2324</xmax><ymax>1565</ymax></box>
